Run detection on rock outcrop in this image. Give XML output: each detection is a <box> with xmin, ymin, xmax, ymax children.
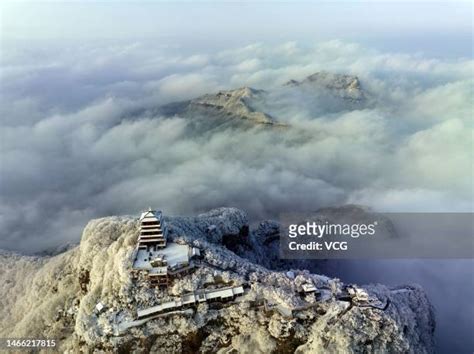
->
<box><xmin>191</xmin><ymin>87</ymin><xmax>275</xmax><ymax>125</ymax></box>
<box><xmin>0</xmin><ymin>208</ymin><xmax>434</xmax><ymax>353</ymax></box>
<box><xmin>285</xmin><ymin>71</ymin><xmax>365</xmax><ymax>103</ymax></box>
<box><xmin>156</xmin><ymin>87</ymin><xmax>280</xmax><ymax>131</ymax></box>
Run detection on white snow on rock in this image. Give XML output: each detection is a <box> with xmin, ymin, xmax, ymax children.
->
<box><xmin>0</xmin><ymin>208</ymin><xmax>435</xmax><ymax>353</ymax></box>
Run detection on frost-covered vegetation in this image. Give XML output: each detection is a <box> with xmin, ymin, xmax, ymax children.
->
<box><xmin>0</xmin><ymin>208</ymin><xmax>434</xmax><ymax>353</ymax></box>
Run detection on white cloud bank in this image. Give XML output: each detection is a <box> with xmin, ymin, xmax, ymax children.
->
<box><xmin>0</xmin><ymin>40</ymin><xmax>472</xmax><ymax>253</ymax></box>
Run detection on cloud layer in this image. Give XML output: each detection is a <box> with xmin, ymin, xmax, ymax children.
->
<box><xmin>0</xmin><ymin>40</ymin><xmax>472</xmax><ymax>253</ymax></box>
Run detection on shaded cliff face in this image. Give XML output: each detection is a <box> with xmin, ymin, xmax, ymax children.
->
<box><xmin>0</xmin><ymin>208</ymin><xmax>434</xmax><ymax>353</ymax></box>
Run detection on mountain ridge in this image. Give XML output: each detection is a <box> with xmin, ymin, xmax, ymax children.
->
<box><xmin>0</xmin><ymin>207</ymin><xmax>435</xmax><ymax>353</ymax></box>
<box><xmin>150</xmin><ymin>71</ymin><xmax>367</xmax><ymax>129</ymax></box>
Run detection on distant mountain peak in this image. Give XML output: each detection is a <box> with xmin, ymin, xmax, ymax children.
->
<box><xmin>192</xmin><ymin>87</ymin><xmax>275</xmax><ymax>125</ymax></box>
<box><xmin>196</xmin><ymin>86</ymin><xmax>265</xmax><ymax>105</ymax></box>
<box><xmin>155</xmin><ymin>71</ymin><xmax>366</xmax><ymax>131</ymax></box>
<box><xmin>285</xmin><ymin>71</ymin><xmax>365</xmax><ymax>102</ymax></box>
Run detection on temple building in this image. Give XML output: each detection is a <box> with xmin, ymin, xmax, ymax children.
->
<box><xmin>138</xmin><ymin>209</ymin><xmax>167</xmax><ymax>250</ymax></box>
<box><xmin>132</xmin><ymin>209</ymin><xmax>201</xmax><ymax>287</ymax></box>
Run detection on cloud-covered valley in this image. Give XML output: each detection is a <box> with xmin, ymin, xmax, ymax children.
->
<box><xmin>1</xmin><ymin>40</ymin><xmax>472</xmax><ymax>253</ymax></box>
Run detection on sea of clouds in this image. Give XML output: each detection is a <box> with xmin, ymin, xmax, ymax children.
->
<box><xmin>1</xmin><ymin>40</ymin><xmax>472</xmax><ymax>253</ymax></box>
<box><xmin>1</xmin><ymin>38</ymin><xmax>473</xmax><ymax>352</ymax></box>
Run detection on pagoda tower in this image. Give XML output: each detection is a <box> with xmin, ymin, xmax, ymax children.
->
<box><xmin>138</xmin><ymin>209</ymin><xmax>167</xmax><ymax>250</ymax></box>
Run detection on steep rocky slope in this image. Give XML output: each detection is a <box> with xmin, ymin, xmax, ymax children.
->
<box><xmin>0</xmin><ymin>208</ymin><xmax>434</xmax><ymax>353</ymax></box>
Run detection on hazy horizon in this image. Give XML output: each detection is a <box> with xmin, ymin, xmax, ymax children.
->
<box><xmin>2</xmin><ymin>1</ymin><xmax>472</xmax><ymax>57</ymax></box>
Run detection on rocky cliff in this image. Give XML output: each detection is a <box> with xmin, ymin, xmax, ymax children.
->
<box><xmin>0</xmin><ymin>208</ymin><xmax>434</xmax><ymax>353</ymax></box>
